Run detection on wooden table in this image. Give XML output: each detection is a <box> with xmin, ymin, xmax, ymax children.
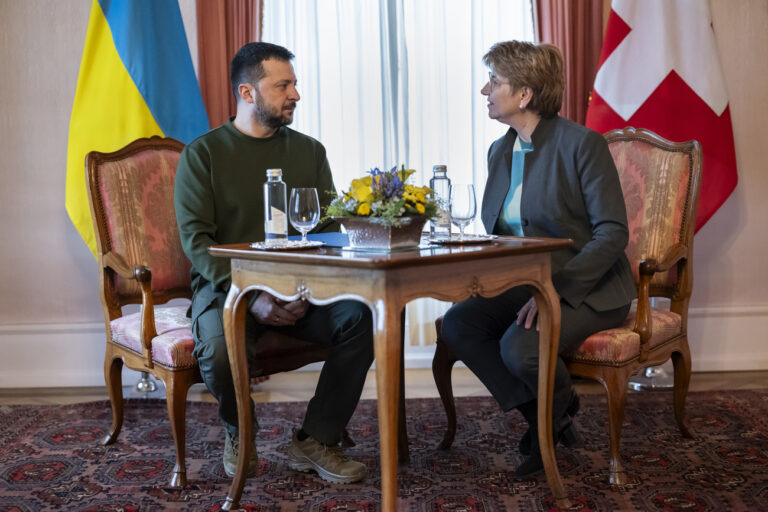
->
<box><xmin>210</xmin><ymin>235</ymin><xmax>573</xmax><ymax>510</ymax></box>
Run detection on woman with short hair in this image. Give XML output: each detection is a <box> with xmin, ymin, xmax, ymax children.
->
<box><xmin>441</xmin><ymin>41</ymin><xmax>636</xmax><ymax>479</ymax></box>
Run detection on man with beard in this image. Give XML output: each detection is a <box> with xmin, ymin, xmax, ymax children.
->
<box><xmin>175</xmin><ymin>42</ymin><xmax>372</xmax><ymax>483</ymax></box>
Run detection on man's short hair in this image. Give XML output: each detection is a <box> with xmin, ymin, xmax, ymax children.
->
<box><xmin>230</xmin><ymin>42</ymin><xmax>295</xmax><ymax>99</ymax></box>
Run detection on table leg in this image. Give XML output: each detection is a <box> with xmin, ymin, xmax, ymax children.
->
<box><xmin>372</xmin><ymin>300</ymin><xmax>402</xmax><ymax>512</ymax></box>
<box><xmin>531</xmin><ymin>283</ymin><xmax>571</xmax><ymax>509</ymax></box>
<box><xmin>398</xmin><ymin>308</ymin><xmax>410</xmax><ymax>465</ymax></box>
<box><xmin>222</xmin><ymin>285</ymin><xmax>251</xmax><ymax>511</ymax></box>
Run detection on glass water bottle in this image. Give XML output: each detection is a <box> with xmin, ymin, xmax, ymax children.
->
<box><xmin>263</xmin><ymin>168</ymin><xmax>288</xmax><ymax>246</ymax></box>
<box><xmin>429</xmin><ymin>164</ymin><xmax>451</xmax><ymax>239</ymax></box>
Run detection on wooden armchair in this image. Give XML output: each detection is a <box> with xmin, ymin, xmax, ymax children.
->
<box><xmin>431</xmin><ymin>127</ymin><xmax>702</xmax><ymax>485</ymax></box>
<box><xmin>87</xmin><ymin>136</ymin><xmax>408</xmax><ymax>488</ymax></box>
<box><xmin>87</xmin><ymin>136</ymin><xmax>200</xmax><ymax>487</ymax></box>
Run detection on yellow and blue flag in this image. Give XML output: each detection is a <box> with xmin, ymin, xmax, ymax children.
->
<box><xmin>66</xmin><ymin>0</ymin><xmax>209</xmax><ymax>257</ymax></box>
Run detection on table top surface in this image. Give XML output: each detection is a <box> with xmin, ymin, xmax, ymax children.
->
<box><xmin>209</xmin><ymin>235</ymin><xmax>572</xmax><ymax>269</ymax></box>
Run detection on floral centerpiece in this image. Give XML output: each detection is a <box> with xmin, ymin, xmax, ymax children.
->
<box><xmin>325</xmin><ymin>166</ymin><xmax>439</xmax><ymax>249</ymax></box>
<box><xmin>326</xmin><ymin>166</ymin><xmax>438</xmax><ymax>224</ymax></box>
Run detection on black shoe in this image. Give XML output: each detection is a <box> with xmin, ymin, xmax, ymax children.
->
<box><xmin>514</xmin><ymin>417</ymin><xmax>580</xmax><ymax>481</ymax></box>
<box><xmin>523</xmin><ymin>423</ymin><xmax>583</xmax><ymax>456</ymax></box>
<box><xmin>518</xmin><ymin>392</ymin><xmax>581</xmax><ymax>456</ymax></box>
<box><xmin>514</xmin><ymin>449</ymin><xmax>545</xmax><ymax>480</ymax></box>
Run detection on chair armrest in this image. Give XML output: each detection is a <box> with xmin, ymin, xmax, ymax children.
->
<box><xmin>102</xmin><ymin>251</ymin><xmax>157</xmax><ymax>368</ymax></box>
<box><xmin>633</xmin><ymin>271</ymin><xmax>652</xmax><ymax>362</ymax></box>
<box><xmin>634</xmin><ymin>243</ymin><xmax>688</xmax><ymax>362</ymax></box>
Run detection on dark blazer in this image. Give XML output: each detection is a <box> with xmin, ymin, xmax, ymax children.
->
<box><xmin>481</xmin><ymin>115</ymin><xmax>636</xmax><ymax>311</ymax></box>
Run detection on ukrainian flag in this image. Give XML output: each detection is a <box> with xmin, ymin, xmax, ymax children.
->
<box><xmin>66</xmin><ymin>0</ymin><xmax>209</xmax><ymax>257</ymax></box>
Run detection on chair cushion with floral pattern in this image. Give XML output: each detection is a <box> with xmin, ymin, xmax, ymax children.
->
<box><xmin>572</xmin><ymin>308</ymin><xmax>682</xmax><ymax>364</ymax></box>
<box><xmin>109</xmin><ymin>306</ymin><xmax>195</xmax><ymax>369</ymax></box>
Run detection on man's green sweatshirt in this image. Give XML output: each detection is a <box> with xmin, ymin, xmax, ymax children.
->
<box><xmin>174</xmin><ymin>120</ymin><xmax>336</xmax><ymax>293</ymax></box>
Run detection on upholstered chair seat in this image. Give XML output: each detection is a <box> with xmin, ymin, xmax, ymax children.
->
<box><xmin>110</xmin><ymin>306</ymin><xmax>196</xmax><ymax>369</ymax></box>
<box><xmin>572</xmin><ymin>308</ymin><xmax>682</xmax><ymax>364</ymax></box>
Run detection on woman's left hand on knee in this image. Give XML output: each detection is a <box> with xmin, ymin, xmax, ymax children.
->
<box><xmin>516</xmin><ymin>297</ymin><xmax>539</xmax><ymax>331</ymax></box>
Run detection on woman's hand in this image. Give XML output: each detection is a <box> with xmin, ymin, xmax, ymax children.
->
<box><xmin>249</xmin><ymin>292</ymin><xmax>309</xmax><ymax>326</ymax></box>
<box><xmin>516</xmin><ymin>297</ymin><xmax>539</xmax><ymax>331</ymax></box>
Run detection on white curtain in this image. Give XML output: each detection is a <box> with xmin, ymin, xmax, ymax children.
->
<box><xmin>263</xmin><ymin>0</ymin><xmax>534</xmax><ymax>347</ymax></box>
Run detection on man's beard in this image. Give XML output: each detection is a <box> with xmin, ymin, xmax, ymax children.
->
<box><xmin>253</xmin><ymin>92</ymin><xmax>295</xmax><ymax>129</ymax></box>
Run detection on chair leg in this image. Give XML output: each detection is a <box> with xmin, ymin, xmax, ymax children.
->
<box><xmin>165</xmin><ymin>373</ymin><xmax>192</xmax><ymax>487</ymax></box>
<box><xmin>672</xmin><ymin>343</ymin><xmax>693</xmax><ymax>439</ymax></box>
<box><xmin>102</xmin><ymin>354</ymin><xmax>124</xmax><ymax>446</ymax></box>
<box><xmin>432</xmin><ymin>336</ymin><xmax>459</xmax><ymax>450</ymax></box>
<box><xmin>602</xmin><ymin>370</ymin><xmax>630</xmax><ymax>485</ymax></box>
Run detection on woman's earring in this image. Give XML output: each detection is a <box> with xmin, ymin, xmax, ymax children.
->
<box><xmin>519</xmin><ymin>101</ymin><xmax>525</xmax><ymax>111</ymax></box>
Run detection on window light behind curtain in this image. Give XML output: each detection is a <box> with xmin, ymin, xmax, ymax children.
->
<box><xmin>263</xmin><ymin>0</ymin><xmax>534</xmax><ymax>352</ymax></box>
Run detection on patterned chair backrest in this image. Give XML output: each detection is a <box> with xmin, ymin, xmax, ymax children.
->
<box><xmin>88</xmin><ymin>137</ymin><xmax>191</xmax><ymax>303</ymax></box>
<box><xmin>606</xmin><ymin>128</ymin><xmax>701</xmax><ymax>294</ymax></box>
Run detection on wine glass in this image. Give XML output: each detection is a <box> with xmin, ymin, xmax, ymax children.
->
<box><xmin>289</xmin><ymin>188</ymin><xmax>320</xmax><ymax>243</ymax></box>
<box><xmin>449</xmin><ymin>184</ymin><xmax>477</xmax><ymax>241</ymax></box>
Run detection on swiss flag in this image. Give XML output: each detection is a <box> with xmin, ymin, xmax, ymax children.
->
<box><xmin>585</xmin><ymin>0</ymin><xmax>737</xmax><ymax>232</ymax></box>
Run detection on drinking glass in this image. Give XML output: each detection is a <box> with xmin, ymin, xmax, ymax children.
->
<box><xmin>289</xmin><ymin>188</ymin><xmax>320</xmax><ymax>243</ymax></box>
<box><xmin>449</xmin><ymin>184</ymin><xmax>477</xmax><ymax>241</ymax></box>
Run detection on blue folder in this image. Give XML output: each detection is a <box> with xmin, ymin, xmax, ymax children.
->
<box><xmin>288</xmin><ymin>232</ymin><xmax>349</xmax><ymax>247</ymax></box>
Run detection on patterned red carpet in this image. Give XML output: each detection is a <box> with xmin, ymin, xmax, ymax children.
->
<box><xmin>1</xmin><ymin>390</ymin><xmax>767</xmax><ymax>511</ymax></box>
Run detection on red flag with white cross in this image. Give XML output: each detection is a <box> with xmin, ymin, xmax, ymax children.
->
<box><xmin>585</xmin><ymin>0</ymin><xmax>737</xmax><ymax>232</ymax></box>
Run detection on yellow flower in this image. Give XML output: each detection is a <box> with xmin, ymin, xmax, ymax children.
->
<box><xmin>404</xmin><ymin>184</ymin><xmax>428</xmax><ymax>203</ymax></box>
<box><xmin>415</xmin><ymin>203</ymin><xmax>425</xmax><ymax>214</ymax></box>
<box><xmin>352</xmin><ymin>176</ymin><xmax>373</xmax><ymax>187</ymax></box>
<box><xmin>349</xmin><ymin>177</ymin><xmax>373</xmax><ymax>202</ymax></box>
<box><xmin>398</xmin><ymin>169</ymin><xmax>416</xmax><ymax>181</ymax></box>
<box><xmin>357</xmin><ymin>202</ymin><xmax>371</xmax><ymax>215</ymax></box>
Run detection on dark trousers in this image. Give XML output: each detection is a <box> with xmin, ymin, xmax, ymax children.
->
<box><xmin>441</xmin><ymin>286</ymin><xmax>630</xmax><ymax>418</ymax></box>
<box><xmin>191</xmin><ymin>286</ymin><xmax>374</xmax><ymax>445</ymax></box>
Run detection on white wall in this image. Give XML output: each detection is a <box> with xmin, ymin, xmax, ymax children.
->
<box><xmin>0</xmin><ymin>0</ymin><xmax>766</xmax><ymax>387</ymax></box>
<box><xmin>689</xmin><ymin>0</ymin><xmax>768</xmax><ymax>372</ymax></box>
